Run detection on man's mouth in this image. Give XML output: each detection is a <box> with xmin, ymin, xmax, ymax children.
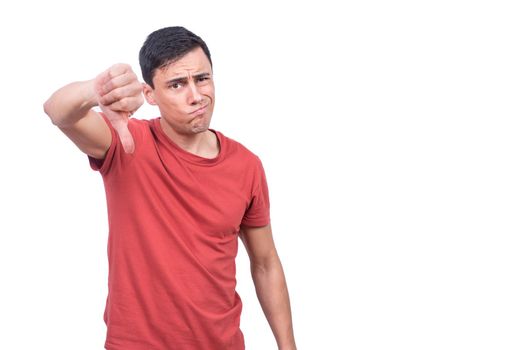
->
<box><xmin>190</xmin><ymin>104</ymin><xmax>208</xmax><ymax>115</ymax></box>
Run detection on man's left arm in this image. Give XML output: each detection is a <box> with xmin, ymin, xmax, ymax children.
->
<box><xmin>239</xmin><ymin>224</ymin><xmax>297</xmax><ymax>350</ymax></box>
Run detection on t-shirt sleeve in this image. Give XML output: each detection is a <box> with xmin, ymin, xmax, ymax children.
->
<box><xmin>241</xmin><ymin>157</ymin><xmax>271</xmax><ymax>227</ymax></box>
<box><xmin>88</xmin><ymin>112</ymin><xmax>118</xmax><ymax>175</ymax></box>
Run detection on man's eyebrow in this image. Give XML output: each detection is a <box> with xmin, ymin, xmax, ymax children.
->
<box><xmin>165</xmin><ymin>72</ymin><xmax>211</xmax><ymax>85</ymax></box>
<box><xmin>166</xmin><ymin>76</ymin><xmax>187</xmax><ymax>86</ymax></box>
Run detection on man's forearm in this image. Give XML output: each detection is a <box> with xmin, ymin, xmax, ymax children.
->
<box><xmin>44</xmin><ymin>80</ymin><xmax>98</xmax><ymax>127</ymax></box>
<box><xmin>251</xmin><ymin>255</ymin><xmax>297</xmax><ymax>350</ymax></box>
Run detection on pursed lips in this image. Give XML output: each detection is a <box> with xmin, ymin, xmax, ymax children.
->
<box><xmin>190</xmin><ymin>104</ymin><xmax>208</xmax><ymax>115</ymax></box>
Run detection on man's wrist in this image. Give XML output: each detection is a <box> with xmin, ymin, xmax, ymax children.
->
<box><xmin>278</xmin><ymin>342</ymin><xmax>297</xmax><ymax>350</ymax></box>
<box><xmin>81</xmin><ymin>79</ymin><xmax>99</xmax><ymax>110</ymax></box>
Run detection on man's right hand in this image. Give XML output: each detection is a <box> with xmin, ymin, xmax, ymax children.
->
<box><xmin>44</xmin><ymin>63</ymin><xmax>145</xmax><ymax>159</ymax></box>
<box><xmin>94</xmin><ymin>64</ymin><xmax>144</xmax><ymax>154</ymax></box>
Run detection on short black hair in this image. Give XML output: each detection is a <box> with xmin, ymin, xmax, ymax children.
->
<box><xmin>139</xmin><ymin>26</ymin><xmax>212</xmax><ymax>88</ymax></box>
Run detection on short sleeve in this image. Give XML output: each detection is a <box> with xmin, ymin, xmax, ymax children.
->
<box><xmin>241</xmin><ymin>157</ymin><xmax>271</xmax><ymax>227</ymax></box>
<box><xmin>88</xmin><ymin>113</ymin><xmax>118</xmax><ymax>175</ymax></box>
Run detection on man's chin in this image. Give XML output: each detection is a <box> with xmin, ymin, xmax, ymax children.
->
<box><xmin>190</xmin><ymin>122</ymin><xmax>210</xmax><ymax>134</ymax></box>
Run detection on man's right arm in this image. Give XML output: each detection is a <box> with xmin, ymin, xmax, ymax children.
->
<box><xmin>44</xmin><ymin>79</ymin><xmax>111</xmax><ymax>159</ymax></box>
<box><xmin>43</xmin><ymin>64</ymin><xmax>143</xmax><ymax>159</ymax></box>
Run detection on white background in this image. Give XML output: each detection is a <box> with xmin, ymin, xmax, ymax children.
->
<box><xmin>0</xmin><ymin>0</ymin><xmax>523</xmax><ymax>349</ymax></box>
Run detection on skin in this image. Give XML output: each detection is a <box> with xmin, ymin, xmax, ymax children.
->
<box><xmin>44</xmin><ymin>48</ymin><xmax>297</xmax><ymax>350</ymax></box>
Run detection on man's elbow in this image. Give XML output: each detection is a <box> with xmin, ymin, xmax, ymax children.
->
<box><xmin>250</xmin><ymin>251</ymin><xmax>281</xmax><ymax>275</ymax></box>
<box><xmin>43</xmin><ymin>98</ymin><xmax>51</xmax><ymax>116</ymax></box>
<box><xmin>43</xmin><ymin>98</ymin><xmax>72</xmax><ymax>127</ymax></box>
<box><xmin>43</xmin><ymin>98</ymin><xmax>59</xmax><ymax>125</ymax></box>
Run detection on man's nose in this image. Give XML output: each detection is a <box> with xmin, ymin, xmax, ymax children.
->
<box><xmin>188</xmin><ymin>81</ymin><xmax>203</xmax><ymax>105</ymax></box>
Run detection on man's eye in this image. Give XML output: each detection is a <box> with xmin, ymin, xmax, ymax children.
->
<box><xmin>170</xmin><ymin>83</ymin><xmax>183</xmax><ymax>89</ymax></box>
<box><xmin>197</xmin><ymin>77</ymin><xmax>209</xmax><ymax>82</ymax></box>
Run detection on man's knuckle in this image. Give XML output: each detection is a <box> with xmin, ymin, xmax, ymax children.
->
<box><xmin>115</xmin><ymin>89</ymin><xmax>126</xmax><ymax>99</ymax></box>
<box><xmin>120</xmin><ymin>99</ymin><xmax>131</xmax><ymax>110</ymax></box>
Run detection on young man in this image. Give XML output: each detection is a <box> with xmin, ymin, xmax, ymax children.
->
<box><xmin>44</xmin><ymin>26</ymin><xmax>296</xmax><ymax>350</ymax></box>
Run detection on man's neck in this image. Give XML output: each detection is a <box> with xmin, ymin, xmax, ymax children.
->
<box><xmin>159</xmin><ymin>118</ymin><xmax>219</xmax><ymax>159</ymax></box>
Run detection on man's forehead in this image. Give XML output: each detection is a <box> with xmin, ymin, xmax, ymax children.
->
<box><xmin>156</xmin><ymin>63</ymin><xmax>210</xmax><ymax>83</ymax></box>
<box><xmin>153</xmin><ymin>65</ymin><xmax>210</xmax><ymax>85</ymax></box>
<box><xmin>164</xmin><ymin>68</ymin><xmax>210</xmax><ymax>79</ymax></box>
<box><xmin>161</xmin><ymin>49</ymin><xmax>210</xmax><ymax>74</ymax></box>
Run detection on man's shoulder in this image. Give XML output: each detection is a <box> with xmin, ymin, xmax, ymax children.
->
<box><xmin>129</xmin><ymin>117</ymin><xmax>154</xmax><ymax>127</ymax></box>
<box><xmin>215</xmin><ymin>130</ymin><xmax>262</xmax><ymax>164</ymax></box>
<box><xmin>127</xmin><ymin>117</ymin><xmax>159</xmax><ymax>138</ymax></box>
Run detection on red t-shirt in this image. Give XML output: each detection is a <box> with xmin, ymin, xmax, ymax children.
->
<box><xmin>89</xmin><ymin>115</ymin><xmax>270</xmax><ymax>350</ymax></box>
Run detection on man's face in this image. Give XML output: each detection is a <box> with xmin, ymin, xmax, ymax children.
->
<box><xmin>143</xmin><ymin>47</ymin><xmax>215</xmax><ymax>136</ymax></box>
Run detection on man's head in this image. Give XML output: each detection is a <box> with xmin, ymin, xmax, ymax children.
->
<box><xmin>139</xmin><ymin>26</ymin><xmax>212</xmax><ymax>88</ymax></box>
<box><xmin>140</xmin><ymin>27</ymin><xmax>215</xmax><ymax>137</ymax></box>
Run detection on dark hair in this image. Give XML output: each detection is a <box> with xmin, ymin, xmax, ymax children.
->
<box><xmin>139</xmin><ymin>26</ymin><xmax>212</xmax><ymax>88</ymax></box>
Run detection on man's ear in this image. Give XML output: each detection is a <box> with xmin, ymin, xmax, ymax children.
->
<box><xmin>143</xmin><ymin>83</ymin><xmax>157</xmax><ymax>105</ymax></box>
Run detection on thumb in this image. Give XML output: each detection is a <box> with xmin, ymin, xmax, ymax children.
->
<box><xmin>112</xmin><ymin>120</ymin><xmax>135</xmax><ymax>154</ymax></box>
<box><xmin>96</xmin><ymin>93</ymin><xmax>136</xmax><ymax>154</ymax></box>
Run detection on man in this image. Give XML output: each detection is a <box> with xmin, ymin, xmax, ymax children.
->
<box><xmin>44</xmin><ymin>26</ymin><xmax>296</xmax><ymax>350</ymax></box>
